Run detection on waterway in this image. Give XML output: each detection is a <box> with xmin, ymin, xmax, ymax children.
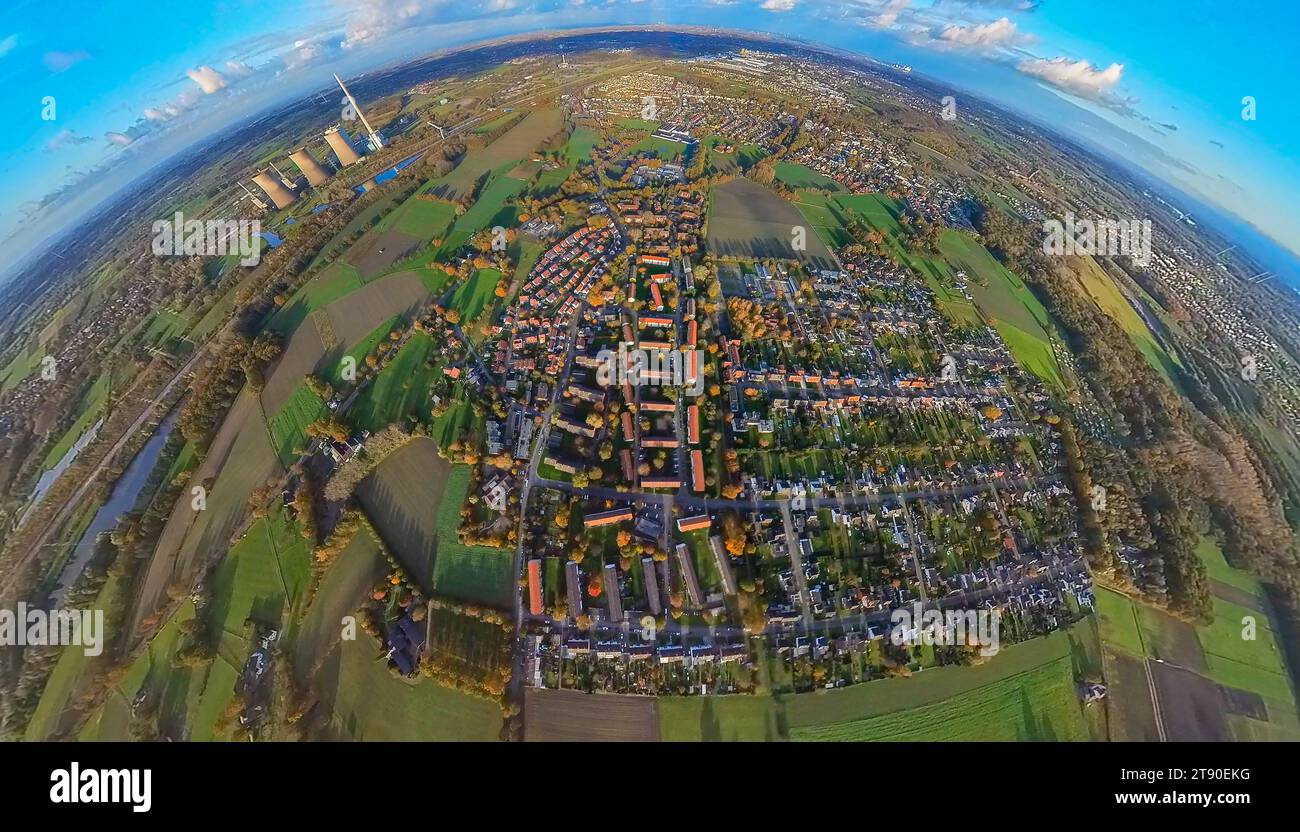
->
<box><xmin>49</xmin><ymin>409</ymin><xmax>180</xmax><ymax>606</ymax></box>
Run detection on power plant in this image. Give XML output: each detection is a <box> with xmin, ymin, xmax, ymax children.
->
<box><xmin>238</xmin><ymin>181</ymin><xmax>268</xmax><ymax>211</ymax></box>
<box><xmin>289</xmin><ymin>148</ymin><xmax>332</xmax><ymax>186</ymax></box>
<box><xmin>324</xmin><ymin>126</ymin><xmax>363</xmax><ymax>167</ymax></box>
<box><xmin>252</xmin><ymin>169</ymin><xmax>297</xmax><ymax>210</ymax></box>
<box><xmin>335</xmin><ymin>73</ymin><xmax>385</xmax><ymax>151</ymax></box>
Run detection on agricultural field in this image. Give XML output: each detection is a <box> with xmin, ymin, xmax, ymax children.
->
<box><xmin>392</xmin><ymin>197</ymin><xmax>458</xmax><ymax>239</ymax></box>
<box><xmin>40</xmin><ymin>369</ymin><xmax>116</xmax><ymax>470</ymax></box>
<box><xmin>703</xmin><ymin>136</ymin><xmax>766</xmax><ymax>174</ymax></box>
<box><xmin>205</xmin><ymin>505</ymin><xmax>312</xmax><ymax>646</ymax></box>
<box><xmin>532</xmin><ymin>126</ymin><xmax>599</xmax><ymax>194</ymax></box>
<box><xmin>436</xmin><ymin>175</ymin><xmax>529</xmax><ymax>256</ymax></box>
<box><xmin>265</xmin><ymin>381</ymin><xmax>327</xmax><ymax>465</ymax></box>
<box><xmin>431</xmin><ymin>107</ymin><xmax>563</xmax><ymax>199</ymax></box>
<box><xmin>25</xmin><ymin>576</ymin><xmax>127</xmax><ymax>740</ymax></box>
<box><xmin>269</xmin><ymin>261</ymin><xmax>364</xmax><ymax>335</ymax></box>
<box><xmin>1065</xmin><ymin>255</ymin><xmax>1181</xmax><ymax>386</ymax></box>
<box><xmin>425</xmin><ymin>605</ymin><xmax>512</xmax><ymax>693</ymax></box>
<box><xmin>707</xmin><ymin>178</ymin><xmax>838</xmax><ymax>271</ymax></box>
<box><xmin>141</xmin><ymin>308</ymin><xmax>192</xmax><ymax>348</ymax></box>
<box><xmin>936</xmin><ymin>230</ymin><xmax>1064</xmax><ymax>391</ymax></box>
<box><xmin>1093</xmin><ymin>538</ymin><xmax>1299</xmax><ymax>742</ymax></box>
<box><xmin>356</xmin><ymin>437</ymin><xmax>447</xmax><ymax>591</ymax></box>
<box><xmin>0</xmin><ymin>342</ymin><xmax>45</xmax><ymax>391</ymax></box>
<box><xmin>524</xmin><ymin>688</ymin><xmax>659</xmax><ymax>741</ymax></box>
<box><xmin>321</xmin><ymin>315</ymin><xmax>399</xmax><ymax>387</ymax></box>
<box><xmin>790</xmin><ymin>656</ymin><xmax>1088</xmax><ymax>741</ymax></box>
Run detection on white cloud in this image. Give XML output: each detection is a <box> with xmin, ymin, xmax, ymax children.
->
<box><xmin>186</xmin><ymin>65</ymin><xmax>227</xmax><ymax>94</ymax></box>
<box><xmin>224</xmin><ymin>60</ymin><xmax>255</xmax><ymax>79</ymax></box>
<box><xmin>935</xmin><ymin>17</ymin><xmax>1025</xmax><ymax>48</ymax></box>
<box><xmin>871</xmin><ymin>0</ymin><xmax>910</xmax><ymax>28</ymax></box>
<box><xmin>762</xmin><ymin>0</ymin><xmax>797</xmax><ymax>10</ymax></box>
<box><xmin>0</xmin><ymin>34</ymin><xmax>16</xmax><ymax>58</ymax></box>
<box><xmin>44</xmin><ymin>129</ymin><xmax>92</xmax><ymax>152</ymax></box>
<box><xmin>1017</xmin><ymin>56</ymin><xmax>1124</xmax><ymax>100</ymax></box>
<box><xmin>339</xmin><ymin>0</ymin><xmax>452</xmax><ymax>49</ymax></box>
<box><xmin>105</xmin><ymin>131</ymin><xmax>135</xmax><ymax>147</ymax></box>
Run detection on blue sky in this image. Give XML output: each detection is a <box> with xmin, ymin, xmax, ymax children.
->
<box><xmin>3</xmin><ymin>0</ymin><xmax>1297</xmax><ymax>268</ymax></box>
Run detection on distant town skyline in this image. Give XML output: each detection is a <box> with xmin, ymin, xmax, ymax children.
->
<box><xmin>3</xmin><ymin>0</ymin><xmax>1297</xmax><ymax>275</ymax></box>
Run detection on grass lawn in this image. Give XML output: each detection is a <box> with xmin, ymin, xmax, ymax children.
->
<box><xmin>775</xmin><ymin>162</ymin><xmax>843</xmax><ymax>191</ymax></box>
<box><xmin>1094</xmin><ymin>586</ymin><xmax>1146</xmax><ymax>657</ymax></box>
<box><xmin>316</xmin><ymin>634</ymin><xmax>502</xmax><ymax>741</ymax></box>
<box><xmin>265</xmin><ymin>381</ymin><xmax>327</xmax><ymax>465</ymax></box>
<box><xmin>657</xmin><ymin>694</ymin><xmax>782</xmax><ymax>741</ymax></box>
<box><xmin>1195</xmin><ymin>536</ymin><xmax>1262</xmax><ymax>596</ymax></box>
<box><xmin>449</xmin><ymin>267</ymin><xmax>502</xmax><ymax>324</ymax></box>
<box><xmin>349</xmin><ymin>331</ymin><xmax>436</xmax><ymax>432</ymax></box>
<box><xmin>429</xmin><ymin>465</ymin><xmax>514</xmax><ymax>608</ymax></box>
<box><xmin>785</xmin><ymin>626</ymin><xmax>1097</xmax><ymax>741</ymax></box>
<box><xmin>1198</xmin><ymin>597</ymin><xmax>1294</xmax><ymax>702</ymax></box>
<box><xmin>436</xmin><ymin>176</ymin><xmax>528</xmax><ymax>257</ymax></box>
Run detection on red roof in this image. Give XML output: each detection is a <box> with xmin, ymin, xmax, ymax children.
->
<box><xmin>527</xmin><ymin>560</ymin><xmax>543</xmax><ymax>616</ymax></box>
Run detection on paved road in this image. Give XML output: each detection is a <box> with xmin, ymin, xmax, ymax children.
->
<box><xmin>526</xmin><ymin>473</ymin><xmax>1055</xmax><ymax>513</ymax></box>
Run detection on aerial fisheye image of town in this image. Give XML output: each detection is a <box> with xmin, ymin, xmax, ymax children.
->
<box><xmin>0</xmin><ymin>0</ymin><xmax>1297</xmax><ymax>782</ymax></box>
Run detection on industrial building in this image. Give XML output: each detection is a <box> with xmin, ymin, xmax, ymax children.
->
<box><xmin>324</xmin><ymin>126</ymin><xmax>362</xmax><ymax>167</ymax></box>
<box><xmin>251</xmin><ymin>170</ymin><xmax>296</xmax><ymax>209</ymax></box>
<box><xmin>289</xmin><ymin>148</ymin><xmax>331</xmax><ymax>186</ymax></box>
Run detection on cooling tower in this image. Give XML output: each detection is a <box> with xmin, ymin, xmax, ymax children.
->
<box><xmin>325</xmin><ymin>126</ymin><xmax>362</xmax><ymax>167</ymax></box>
<box><xmin>252</xmin><ymin>170</ymin><xmax>296</xmax><ymax>210</ymax></box>
<box><xmin>290</xmin><ymin>148</ymin><xmax>331</xmax><ymax>186</ymax></box>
